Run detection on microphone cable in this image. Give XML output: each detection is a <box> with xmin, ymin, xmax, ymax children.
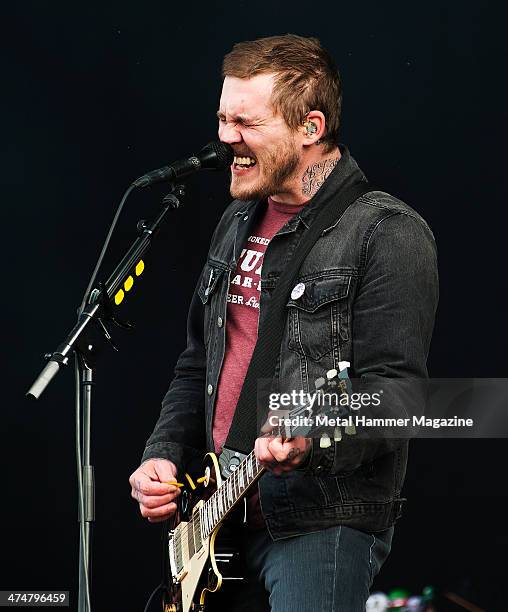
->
<box><xmin>77</xmin><ymin>183</ymin><xmax>136</xmax><ymax>315</ymax></box>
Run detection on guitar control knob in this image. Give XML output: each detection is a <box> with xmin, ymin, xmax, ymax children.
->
<box><xmin>228</xmin><ymin>456</ymin><xmax>241</xmax><ymax>472</ymax></box>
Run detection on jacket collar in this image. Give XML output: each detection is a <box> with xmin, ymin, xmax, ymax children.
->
<box><xmin>232</xmin><ymin>144</ymin><xmax>367</xmax><ymax>232</ymax></box>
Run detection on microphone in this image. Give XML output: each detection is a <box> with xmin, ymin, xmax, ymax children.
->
<box><xmin>132</xmin><ymin>141</ymin><xmax>234</xmax><ymax>188</ymax></box>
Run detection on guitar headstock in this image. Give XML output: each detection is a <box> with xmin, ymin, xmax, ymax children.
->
<box><xmin>265</xmin><ymin>362</ymin><xmax>357</xmax><ymax>446</ymax></box>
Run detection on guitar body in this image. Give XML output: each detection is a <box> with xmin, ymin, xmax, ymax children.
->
<box><xmin>163</xmin><ymin>453</ymin><xmax>245</xmax><ymax>612</ymax></box>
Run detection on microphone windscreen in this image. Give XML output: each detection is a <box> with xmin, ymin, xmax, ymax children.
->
<box><xmin>199</xmin><ymin>141</ymin><xmax>234</xmax><ymax>170</ymax></box>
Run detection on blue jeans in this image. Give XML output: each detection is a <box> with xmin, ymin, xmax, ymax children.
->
<box><xmin>208</xmin><ymin>524</ymin><xmax>393</xmax><ymax>611</ymax></box>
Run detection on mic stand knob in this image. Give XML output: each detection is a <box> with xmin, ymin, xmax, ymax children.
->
<box><xmin>137</xmin><ymin>219</ymin><xmax>149</xmax><ymax>233</ymax></box>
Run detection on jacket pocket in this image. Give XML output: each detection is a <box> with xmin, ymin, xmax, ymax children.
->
<box><xmin>336</xmin><ymin>452</ymin><xmax>397</xmax><ymax>503</ymax></box>
<box><xmin>287</xmin><ymin>273</ymin><xmax>352</xmax><ymax>361</ymax></box>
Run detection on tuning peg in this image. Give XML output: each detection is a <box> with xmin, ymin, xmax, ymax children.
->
<box><xmin>345</xmin><ymin>423</ymin><xmax>356</xmax><ymax>436</ymax></box>
<box><xmin>319</xmin><ymin>433</ymin><xmax>332</xmax><ymax>448</ymax></box>
<box><xmin>315</xmin><ymin>377</ymin><xmax>326</xmax><ymax>390</ymax></box>
<box><xmin>333</xmin><ymin>426</ymin><xmax>342</xmax><ymax>442</ymax></box>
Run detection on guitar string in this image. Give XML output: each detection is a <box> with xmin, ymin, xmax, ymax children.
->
<box><xmin>173</xmin><ymin>458</ymin><xmax>253</xmax><ymax>563</ymax></box>
<box><xmin>181</xmin><ymin>448</ymin><xmax>266</xmax><ymax>553</ymax></box>
<box><xmin>173</xmin><ymin>379</ymin><xmax>332</xmax><ymax>551</ymax></box>
<box><xmin>171</xmin><ymin>382</ymin><xmax>327</xmax><ymax>550</ymax></box>
<box><xmin>172</xmin><ymin>451</ymin><xmax>262</xmax><ymax>554</ymax></box>
<box><xmin>173</xmin><ymin>465</ymin><xmax>264</xmax><ymax>574</ymax></box>
<box><xmin>172</xmin><ymin>392</ymin><xmax>330</xmax><ymax>553</ymax></box>
<box><xmin>174</xmin><ymin>451</ymin><xmax>259</xmax><ymax>548</ymax></box>
<box><xmin>203</xmin><ymin>450</ymin><xmax>262</xmax><ymax>535</ymax></box>
<box><xmin>174</xmin><ymin>454</ymin><xmax>246</xmax><ymax>550</ymax></box>
<box><xmin>171</xmin><ymin>379</ymin><xmax>338</xmax><ymax>566</ymax></box>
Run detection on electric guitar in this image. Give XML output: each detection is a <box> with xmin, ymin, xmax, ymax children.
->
<box><xmin>161</xmin><ymin>366</ymin><xmax>354</xmax><ymax>612</ymax></box>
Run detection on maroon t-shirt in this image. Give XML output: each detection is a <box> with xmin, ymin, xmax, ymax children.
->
<box><xmin>213</xmin><ymin>197</ymin><xmax>305</xmax><ymax>527</ymax></box>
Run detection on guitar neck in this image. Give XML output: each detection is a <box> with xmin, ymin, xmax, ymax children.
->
<box><xmin>200</xmin><ymin>450</ymin><xmax>265</xmax><ymax>538</ymax></box>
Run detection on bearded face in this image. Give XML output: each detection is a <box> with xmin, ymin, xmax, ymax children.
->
<box><xmin>218</xmin><ymin>74</ymin><xmax>304</xmax><ymax>202</ymax></box>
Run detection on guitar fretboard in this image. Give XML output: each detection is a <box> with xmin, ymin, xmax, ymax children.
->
<box><xmin>172</xmin><ymin>450</ymin><xmax>264</xmax><ymax>575</ymax></box>
<box><xmin>200</xmin><ymin>450</ymin><xmax>264</xmax><ymax>539</ymax></box>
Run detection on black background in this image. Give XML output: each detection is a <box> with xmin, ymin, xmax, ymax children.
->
<box><xmin>3</xmin><ymin>1</ymin><xmax>507</xmax><ymax>610</ymax></box>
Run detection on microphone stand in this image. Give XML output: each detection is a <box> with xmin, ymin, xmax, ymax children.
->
<box><xmin>77</xmin><ymin>353</ymin><xmax>93</xmax><ymax>612</ymax></box>
<box><xmin>27</xmin><ymin>185</ymin><xmax>184</xmax><ymax>612</ymax></box>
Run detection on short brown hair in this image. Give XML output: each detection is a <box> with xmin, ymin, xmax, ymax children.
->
<box><xmin>222</xmin><ymin>34</ymin><xmax>342</xmax><ymax>153</ymax></box>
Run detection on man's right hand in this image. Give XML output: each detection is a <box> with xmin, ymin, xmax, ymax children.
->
<box><xmin>129</xmin><ymin>458</ymin><xmax>181</xmax><ymax>523</ymax></box>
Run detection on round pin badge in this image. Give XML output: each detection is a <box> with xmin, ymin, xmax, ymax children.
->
<box><xmin>291</xmin><ymin>282</ymin><xmax>305</xmax><ymax>300</ymax></box>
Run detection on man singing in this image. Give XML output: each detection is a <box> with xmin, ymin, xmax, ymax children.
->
<box><xmin>130</xmin><ymin>34</ymin><xmax>438</xmax><ymax>610</ymax></box>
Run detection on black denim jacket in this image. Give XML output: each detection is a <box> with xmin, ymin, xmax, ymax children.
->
<box><xmin>142</xmin><ymin>145</ymin><xmax>439</xmax><ymax>539</ymax></box>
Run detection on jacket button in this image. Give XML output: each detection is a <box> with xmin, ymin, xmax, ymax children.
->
<box><xmin>207</xmin><ymin>384</ymin><xmax>214</xmax><ymax>396</ymax></box>
<box><xmin>217</xmin><ymin>316</ymin><xmax>223</xmax><ymax>327</ymax></box>
<box><xmin>315</xmin><ymin>465</ymin><xmax>323</xmax><ymax>472</ymax></box>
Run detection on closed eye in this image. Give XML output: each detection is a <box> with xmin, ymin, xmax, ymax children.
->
<box><xmin>216</xmin><ymin>112</ymin><xmax>257</xmax><ymax>128</ymax></box>
<box><xmin>218</xmin><ymin>118</ymin><xmax>251</xmax><ymax>127</ymax></box>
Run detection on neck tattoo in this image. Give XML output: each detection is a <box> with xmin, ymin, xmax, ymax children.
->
<box><xmin>301</xmin><ymin>158</ymin><xmax>340</xmax><ymax>197</ymax></box>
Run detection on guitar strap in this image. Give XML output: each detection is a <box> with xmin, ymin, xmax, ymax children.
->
<box><xmin>223</xmin><ymin>178</ymin><xmax>374</xmax><ymax>456</ymax></box>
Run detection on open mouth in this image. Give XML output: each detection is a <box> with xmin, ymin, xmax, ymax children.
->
<box><xmin>233</xmin><ymin>155</ymin><xmax>257</xmax><ymax>170</ymax></box>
